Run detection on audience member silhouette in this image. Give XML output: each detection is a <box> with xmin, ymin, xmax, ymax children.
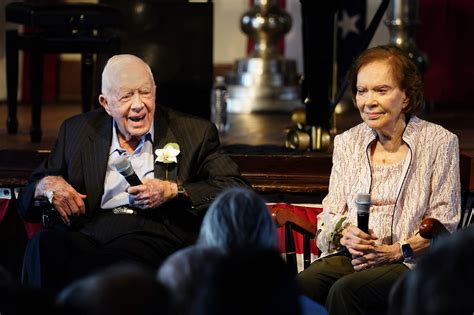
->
<box><xmin>0</xmin><ymin>264</ymin><xmax>55</xmax><ymax>315</ymax></box>
<box><xmin>195</xmin><ymin>187</ymin><xmax>327</xmax><ymax>315</ymax></box>
<box><xmin>388</xmin><ymin>225</ymin><xmax>474</xmax><ymax>315</ymax></box>
<box><xmin>157</xmin><ymin>245</ymin><xmax>226</xmax><ymax>315</ymax></box>
<box><xmin>197</xmin><ymin>187</ymin><xmax>277</xmax><ymax>250</ymax></box>
<box><xmin>0</xmin><ymin>264</ymin><xmax>12</xmax><ymax>285</ymax></box>
<box><xmin>56</xmin><ymin>262</ymin><xmax>170</xmax><ymax>315</ymax></box>
<box><xmin>192</xmin><ymin>248</ymin><xmax>302</xmax><ymax>315</ymax></box>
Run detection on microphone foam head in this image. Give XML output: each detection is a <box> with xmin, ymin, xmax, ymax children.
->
<box><xmin>356</xmin><ymin>193</ymin><xmax>371</xmax><ymax>214</ymax></box>
<box><xmin>113</xmin><ymin>156</ymin><xmax>133</xmax><ymax>176</ymax></box>
<box><xmin>356</xmin><ymin>193</ymin><xmax>371</xmax><ymax>204</ymax></box>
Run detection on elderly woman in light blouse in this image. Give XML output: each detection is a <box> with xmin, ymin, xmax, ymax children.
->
<box><xmin>297</xmin><ymin>45</ymin><xmax>460</xmax><ymax>315</ymax></box>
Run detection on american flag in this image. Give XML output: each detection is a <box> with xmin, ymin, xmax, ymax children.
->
<box><xmin>336</xmin><ymin>0</ymin><xmax>367</xmax><ymax>89</ymax></box>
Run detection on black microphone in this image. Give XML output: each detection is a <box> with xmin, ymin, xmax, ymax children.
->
<box><xmin>113</xmin><ymin>156</ymin><xmax>142</xmax><ymax>186</ymax></box>
<box><xmin>356</xmin><ymin>193</ymin><xmax>371</xmax><ymax>234</ymax></box>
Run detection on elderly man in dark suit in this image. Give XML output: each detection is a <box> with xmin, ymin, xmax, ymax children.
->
<box><xmin>17</xmin><ymin>54</ymin><xmax>249</xmax><ymax>294</ymax></box>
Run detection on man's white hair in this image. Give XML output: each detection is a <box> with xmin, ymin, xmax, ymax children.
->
<box><xmin>101</xmin><ymin>54</ymin><xmax>155</xmax><ymax>96</ymax></box>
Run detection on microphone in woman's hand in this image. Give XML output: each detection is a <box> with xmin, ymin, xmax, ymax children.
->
<box><xmin>356</xmin><ymin>193</ymin><xmax>371</xmax><ymax>234</ymax></box>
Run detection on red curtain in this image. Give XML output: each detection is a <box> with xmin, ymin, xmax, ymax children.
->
<box><xmin>416</xmin><ymin>0</ymin><xmax>474</xmax><ymax>105</ymax></box>
<box><xmin>21</xmin><ymin>51</ymin><xmax>58</xmax><ymax>103</ymax></box>
<box><xmin>20</xmin><ymin>0</ymin><xmax>63</xmax><ymax>103</ymax></box>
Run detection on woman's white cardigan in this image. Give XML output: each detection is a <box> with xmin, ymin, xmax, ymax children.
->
<box><xmin>320</xmin><ymin>116</ymin><xmax>461</xmax><ymax>262</ymax></box>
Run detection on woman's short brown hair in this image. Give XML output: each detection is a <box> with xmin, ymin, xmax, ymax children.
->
<box><xmin>347</xmin><ymin>45</ymin><xmax>424</xmax><ymax>116</ymax></box>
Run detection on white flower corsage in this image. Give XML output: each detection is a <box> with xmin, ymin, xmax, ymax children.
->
<box><xmin>316</xmin><ymin>211</ymin><xmax>348</xmax><ymax>257</ymax></box>
<box><xmin>155</xmin><ymin>143</ymin><xmax>180</xmax><ymax>180</ymax></box>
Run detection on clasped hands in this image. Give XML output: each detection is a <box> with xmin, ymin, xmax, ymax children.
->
<box><xmin>340</xmin><ymin>224</ymin><xmax>399</xmax><ymax>271</ymax></box>
<box><xmin>35</xmin><ymin>176</ymin><xmax>178</xmax><ymax>225</ymax></box>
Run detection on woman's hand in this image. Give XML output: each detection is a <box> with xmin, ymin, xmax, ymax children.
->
<box><xmin>340</xmin><ymin>224</ymin><xmax>378</xmax><ymax>256</ymax></box>
<box><xmin>351</xmin><ymin>243</ymin><xmax>402</xmax><ymax>271</ymax></box>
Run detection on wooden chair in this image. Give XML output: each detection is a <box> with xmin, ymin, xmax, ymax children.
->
<box><xmin>270</xmin><ymin>211</ymin><xmax>455</xmax><ymax>276</ymax></box>
<box><xmin>419</xmin><ymin>217</ymin><xmax>449</xmax><ymax>239</ymax></box>
<box><xmin>5</xmin><ymin>2</ymin><xmax>122</xmax><ymax>142</ymax></box>
<box><xmin>270</xmin><ymin>206</ymin><xmax>317</xmax><ymax>276</ymax></box>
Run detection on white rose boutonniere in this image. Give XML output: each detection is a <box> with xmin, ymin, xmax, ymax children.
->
<box><xmin>155</xmin><ymin>143</ymin><xmax>180</xmax><ymax>180</ymax></box>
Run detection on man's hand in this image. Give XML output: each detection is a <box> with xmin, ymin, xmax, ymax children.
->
<box><xmin>35</xmin><ymin>176</ymin><xmax>87</xmax><ymax>226</ymax></box>
<box><xmin>127</xmin><ymin>179</ymin><xmax>178</xmax><ymax>209</ymax></box>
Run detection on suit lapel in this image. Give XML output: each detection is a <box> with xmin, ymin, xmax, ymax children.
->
<box><xmin>153</xmin><ymin>107</ymin><xmax>179</xmax><ymax>182</ymax></box>
<box><xmin>82</xmin><ymin>116</ymin><xmax>112</xmax><ymax>211</ymax></box>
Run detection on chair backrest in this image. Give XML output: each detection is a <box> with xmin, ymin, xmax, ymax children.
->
<box><xmin>269</xmin><ymin>204</ymin><xmax>321</xmax><ymax>275</ymax></box>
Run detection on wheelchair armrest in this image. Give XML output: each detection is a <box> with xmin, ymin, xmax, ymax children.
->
<box><xmin>34</xmin><ymin>196</ymin><xmax>61</xmax><ymax>229</ymax></box>
<box><xmin>419</xmin><ymin>218</ymin><xmax>450</xmax><ymax>239</ymax></box>
<box><xmin>34</xmin><ymin>195</ymin><xmax>51</xmax><ymax>210</ymax></box>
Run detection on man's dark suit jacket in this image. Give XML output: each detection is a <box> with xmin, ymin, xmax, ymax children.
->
<box><xmin>17</xmin><ymin>105</ymin><xmax>249</xmax><ymax>245</ymax></box>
